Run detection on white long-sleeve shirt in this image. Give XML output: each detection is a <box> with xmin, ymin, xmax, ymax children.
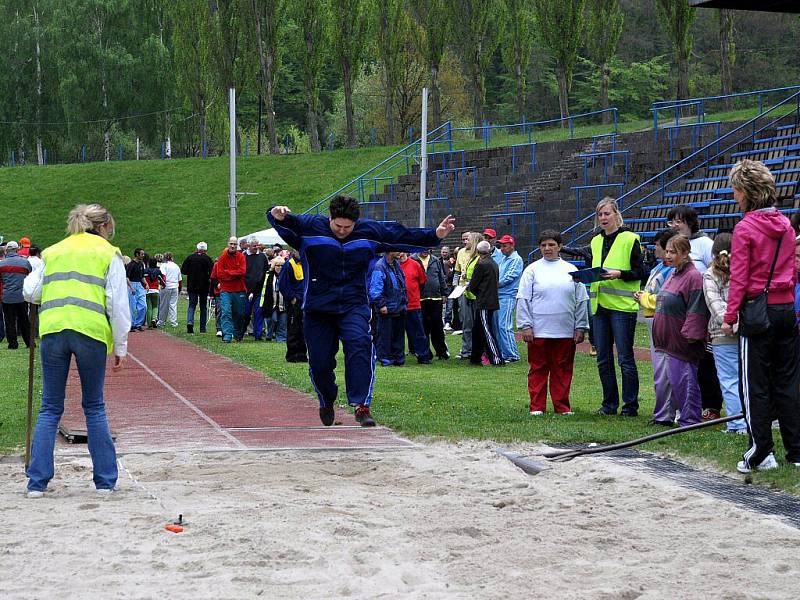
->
<box><xmin>516</xmin><ymin>258</ymin><xmax>590</xmax><ymax>338</ymax></box>
<box><xmin>24</xmin><ymin>253</ymin><xmax>131</xmax><ymax>357</ymax></box>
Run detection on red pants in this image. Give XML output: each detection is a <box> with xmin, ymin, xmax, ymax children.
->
<box><xmin>527</xmin><ymin>337</ymin><xmax>576</xmax><ymax>413</ymax></box>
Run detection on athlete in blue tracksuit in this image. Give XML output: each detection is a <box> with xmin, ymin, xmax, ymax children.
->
<box><xmin>268</xmin><ymin>196</ymin><xmax>455</xmax><ymax>427</ymax></box>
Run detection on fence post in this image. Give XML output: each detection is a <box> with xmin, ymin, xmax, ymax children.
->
<box><xmin>119</xmin><ymin>144</ymin><xmax>123</xmax><ymax>161</ymax></box>
<box><xmin>569</xmin><ymin>118</ymin><xmax>574</xmax><ymax>139</ymax></box>
<box><xmin>653</xmin><ymin>109</ymin><xmax>659</xmax><ymax>143</ymax></box>
<box><xmin>245</xmin><ymin>138</ymin><xmax>249</xmax><ymax>157</ymax></box>
<box><xmin>613</xmin><ymin>109</ymin><xmax>618</xmax><ymax>133</ymax></box>
<box><xmin>328</xmin><ymin>133</ymin><xmax>335</xmax><ymax>150</ymax></box>
<box><xmin>758</xmin><ymin>94</ymin><xmax>763</xmax><ymax>115</ymax></box>
<box><xmin>202</xmin><ymin>140</ymin><xmax>207</xmax><ymax>159</ymax></box>
<box><xmin>161</xmin><ymin>143</ymin><xmax>165</xmax><ymax>159</ymax></box>
<box><xmin>43</xmin><ymin>149</ymin><xmax>47</xmax><ymax>165</ymax></box>
<box><xmin>11</xmin><ymin>150</ymin><xmax>15</xmax><ymax>166</ymax></box>
<box><xmin>371</xmin><ymin>128</ymin><xmax>376</xmax><ymax>146</ymax></box>
<box><xmin>82</xmin><ymin>145</ymin><xmax>87</xmax><ymax>163</ymax></box>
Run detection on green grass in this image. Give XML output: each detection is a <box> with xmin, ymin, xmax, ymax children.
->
<box><xmin>0</xmin><ymin>346</ymin><xmax>42</xmax><ymax>453</ymax></box>
<box><xmin>0</xmin><ymin>145</ymin><xmax>403</xmax><ymax>260</ymax></box>
<box><xmin>2</xmin><ymin>299</ymin><xmax>798</xmax><ymax>495</ymax></box>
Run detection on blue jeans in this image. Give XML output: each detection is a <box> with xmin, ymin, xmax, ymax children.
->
<box><xmin>593</xmin><ymin>307</ymin><xmax>639</xmax><ymax>414</ymax></box>
<box><xmin>219</xmin><ymin>291</ymin><xmax>246</xmax><ymax>341</ymax></box>
<box><xmin>128</xmin><ymin>282</ymin><xmax>147</xmax><ymax>328</ymax></box>
<box><xmin>187</xmin><ymin>292</ymin><xmax>208</xmax><ymax>331</ymax></box>
<box><xmin>27</xmin><ymin>331</ymin><xmax>117</xmax><ymax>491</ymax></box>
<box><xmin>271</xmin><ymin>309</ymin><xmax>288</xmax><ymax>342</ymax></box>
<box><xmin>493</xmin><ymin>295</ymin><xmax>519</xmax><ymax>361</ymax></box>
<box><xmin>712</xmin><ymin>343</ymin><xmax>746</xmax><ymax>431</ymax></box>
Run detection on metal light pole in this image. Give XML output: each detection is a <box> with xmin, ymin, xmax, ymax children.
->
<box><xmin>229</xmin><ymin>88</ymin><xmax>237</xmax><ymax>238</ymax></box>
<box><xmin>419</xmin><ymin>87</ymin><xmax>429</xmax><ymax>228</ymax></box>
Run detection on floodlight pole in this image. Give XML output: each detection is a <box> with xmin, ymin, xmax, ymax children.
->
<box><xmin>229</xmin><ymin>87</ymin><xmax>237</xmax><ymax>238</ymax></box>
<box><xmin>419</xmin><ymin>87</ymin><xmax>429</xmax><ymax>228</ymax></box>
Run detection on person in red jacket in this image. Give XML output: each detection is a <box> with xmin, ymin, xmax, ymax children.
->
<box><xmin>215</xmin><ymin>236</ymin><xmax>247</xmax><ymax>342</ymax></box>
<box><xmin>398</xmin><ymin>252</ymin><xmax>432</xmax><ymax>364</ymax></box>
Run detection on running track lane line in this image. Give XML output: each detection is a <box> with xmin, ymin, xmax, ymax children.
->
<box><xmin>127</xmin><ymin>351</ymin><xmax>246</xmax><ymax>449</ymax></box>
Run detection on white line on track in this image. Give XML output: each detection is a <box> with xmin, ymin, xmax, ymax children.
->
<box><xmin>127</xmin><ymin>351</ymin><xmax>246</xmax><ymax>449</ymax></box>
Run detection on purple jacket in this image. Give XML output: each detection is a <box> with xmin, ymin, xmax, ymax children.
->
<box><xmin>653</xmin><ymin>262</ymin><xmax>709</xmax><ymax>363</ymax></box>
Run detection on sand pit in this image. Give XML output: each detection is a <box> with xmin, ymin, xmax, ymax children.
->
<box><xmin>1</xmin><ymin>441</ymin><xmax>799</xmax><ymax>599</ymax></box>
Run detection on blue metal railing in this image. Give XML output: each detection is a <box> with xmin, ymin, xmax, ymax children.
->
<box><xmin>562</xmin><ymin>90</ymin><xmax>800</xmax><ymax>247</ymax></box>
<box><xmin>651</xmin><ymin>85</ymin><xmax>800</xmax><ymax>140</ymax></box>
<box><xmin>450</xmin><ymin>108</ymin><xmax>618</xmax><ymax>149</ymax></box>
<box><xmin>302</xmin><ymin>121</ymin><xmax>454</xmax><ymax>215</ymax></box>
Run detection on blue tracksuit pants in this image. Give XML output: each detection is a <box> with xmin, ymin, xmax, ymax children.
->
<box><xmin>304</xmin><ymin>306</ymin><xmax>376</xmax><ymax>408</ymax></box>
<box><xmin>493</xmin><ymin>295</ymin><xmax>520</xmax><ymax>361</ymax></box>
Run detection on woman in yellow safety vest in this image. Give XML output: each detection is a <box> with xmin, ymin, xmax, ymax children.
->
<box><xmin>23</xmin><ymin>204</ymin><xmax>131</xmax><ymax>498</ymax></box>
<box><xmin>589</xmin><ymin>198</ymin><xmax>643</xmax><ymax>417</ymax></box>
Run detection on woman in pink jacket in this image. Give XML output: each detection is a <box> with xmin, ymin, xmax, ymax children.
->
<box><xmin>722</xmin><ymin>159</ymin><xmax>800</xmax><ymax>474</ymax></box>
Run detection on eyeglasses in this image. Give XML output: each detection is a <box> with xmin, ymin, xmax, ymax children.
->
<box><xmin>667</xmin><ymin>219</ymin><xmax>684</xmax><ymax>227</ymax></box>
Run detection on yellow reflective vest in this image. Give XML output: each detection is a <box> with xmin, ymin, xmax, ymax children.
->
<box><xmin>589</xmin><ymin>230</ymin><xmax>640</xmax><ymax>313</ymax></box>
<box><xmin>39</xmin><ymin>232</ymin><xmax>119</xmax><ymax>353</ymax></box>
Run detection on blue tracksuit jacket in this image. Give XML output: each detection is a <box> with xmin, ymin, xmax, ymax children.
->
<box><xmin>267</xmin><ymin>210</ymin><xmax>440</xmax><ymax>313</ymax></box>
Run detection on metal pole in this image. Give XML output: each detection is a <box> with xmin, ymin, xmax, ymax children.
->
<box><xmin>229</xmin><ymin>88</ymin><xmax>237</xmax><ymax>238</ymax></box>
<box><xmin>419</xmin><ymin>87</ymin><xmax>429</xmax><ymax>228</ymax></box>
<box><xmin>25</xmin><ymin>305</ymin><xmax>38</xmax><ymax>470</ymax></box>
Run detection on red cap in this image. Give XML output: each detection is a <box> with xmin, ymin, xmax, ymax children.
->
<box><xmin>482</xmin><ymin>228</ymin><xmax>497</xmax><ymax>239</ymax></box>
<box><xmin>498</xmin><ymin>235</ymin><xmax>515</xmax><ymax>245</ymax></box>
<box><xmin>19</xmin><ymin>237</ymin><xmax>30</xmax><ymax>247</ymax></box>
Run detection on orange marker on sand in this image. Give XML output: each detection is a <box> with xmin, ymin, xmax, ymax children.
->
<box><xmin>165</xmin><ymin>524</ymin><xmax>184</xmax><ymax>533</ymax></box>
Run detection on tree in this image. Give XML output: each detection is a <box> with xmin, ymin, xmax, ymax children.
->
<box><xmin>719</xmin><ymin>9</ymin><xmax>735</xmax><ymax>108</ymax></box>
<box><xmin>377</xmin><ymin>0</ymin><xmax>409</xmax><ymax>144</ymax></box>
<box><xmin>533</xmin><ymin>0</ymin><xmax>585</xmax><ymax>122</ymax></box>
<box><xmin>171</xmin><ymin>0</ymin><xmax>217</xmax><ymax>156</ymax></box>
<box><xmin>409</xmin><ymin>0</ymin><xmax>449</xmax><ymax>128</ymax></box>
<box><xmin>586</xmin><ymin>0</ymin><xmax>624</xmax><ymax>124</ymax></box>
<box><xmin>294</xmin><ymin>0</ymin><xmax>328</xmax><ymax>152</ymax></box>
<box><xmin>656</xmin><ymin>0</ymin><xmax>695</xmax><ymax>100</ymax></box>
<box><xmin>252</xmin><ymin>0</ymin><xmax>285</xmax><ymax>154</ymax></box>
<box><xmin>499</xmin><ymin>0</ymin><xmax>535</xmax><ymax>122</ymax></box>
<box><xmin>330</xmin><ymin>0</ymin><xmax>371</xmax><ymax>148</ymax></box>
<box><xmin>208</xmin><ymin>0</ymin><xmax>251</xmax><ymax>153</ymax></box>
<box><xmin>448</xmin><ymin>0</ymin><xmax>498</xmax><ymax>134</ymax></box>
<box><xmin>53</xmin><ymin>0</ymin><xmax>139</xmax><ymax>161</ymax></box>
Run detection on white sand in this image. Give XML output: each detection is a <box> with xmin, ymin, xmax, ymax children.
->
<box><xmin>1</xmin><ymin>441</ymin><xmax>798</xmax><ymax>599</ymax></box>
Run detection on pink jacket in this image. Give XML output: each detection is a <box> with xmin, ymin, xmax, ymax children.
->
<box><xmin>724</xmin><ymin>208</ymin><xmax>796</xmax><ymax>324</ymax></box>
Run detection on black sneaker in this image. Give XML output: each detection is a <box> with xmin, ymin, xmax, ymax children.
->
<box><xmin>355</xmin><ymin>405</ymin><xmax>376</xmax><ymax>427</ymax></box>
<box><xmin>319</xmin><ymin>400</ymin><xmax>335</xmax><ymax>426</ymax></box>
<box><xmin>595</xmin><ymin>408</ymin><xmax>615</xmax><ymax>416</ymax></box>
<box><xmin>187</xmin><ymin>324</ymin><xmax>194</xmax><ymax>334</ymax></box>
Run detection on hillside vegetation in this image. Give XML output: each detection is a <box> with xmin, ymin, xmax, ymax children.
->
<box><xmin>0</xmin><ymin>145</ymin><xmax>399</xmax><ymax>258</ymax></box>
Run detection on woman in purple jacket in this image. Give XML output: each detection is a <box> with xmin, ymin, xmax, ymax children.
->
<box><xmin>652</xmin><ymin>235</ymin><xmax>709</xmax><ymax>427</ymax></box>
<box><xmin>722</xmin><ymin>159</ymin><xmax>800</xmax><ymax>474</ymax></box>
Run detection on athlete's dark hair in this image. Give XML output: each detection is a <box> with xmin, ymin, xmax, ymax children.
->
<box><xmin>329</xmin><ymin>195</ymin><xmax>360</xmax><ymax>221</ymax></box>
<box><xmin>538</xmin><ymin>229</ymin><xmax>562</xmax><ymax>245</ymax></box>
<box><xmin>653</xmin><ymin>228</ymin><xmax>677</xmax><ymax>250</ymax></box>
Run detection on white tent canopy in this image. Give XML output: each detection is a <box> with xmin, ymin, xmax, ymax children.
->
<box><xmin>240</xmin><ymin>227</ymin><xmax>287</xmax><ymax>247</ymax></box>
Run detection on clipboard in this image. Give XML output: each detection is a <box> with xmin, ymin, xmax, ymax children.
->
<box><xmin>448</xmin><ymin>285</ymin><xmax>467</xmax><ymax>299</ymax></box>
<box><xmin>570</xmin><ymin>267</ymin><xmax>607</xmax><ymax>284</ymax></box>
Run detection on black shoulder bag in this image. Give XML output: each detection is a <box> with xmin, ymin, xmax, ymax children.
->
<box><xmin>738</xmin><ymin>237</ymin><xmax>782</xmax><ymax>337</ymax></box>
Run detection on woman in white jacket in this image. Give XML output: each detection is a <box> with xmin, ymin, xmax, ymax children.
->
<box><xmin>516</xmin><ymin>230</ymin><xmax>590</xmax><ymax>415</ymax></box>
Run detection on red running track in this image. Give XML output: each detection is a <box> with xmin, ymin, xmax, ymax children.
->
<box><xmin>58</xmin><ymin>332</ymin><xmax>414</xmax><ymax>453</ymax></box>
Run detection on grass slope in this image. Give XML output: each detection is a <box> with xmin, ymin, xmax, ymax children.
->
<box><xmin>0</xmin><ymin>145</ymin><xmax>401</xmax><ymax>260</ymax></box>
